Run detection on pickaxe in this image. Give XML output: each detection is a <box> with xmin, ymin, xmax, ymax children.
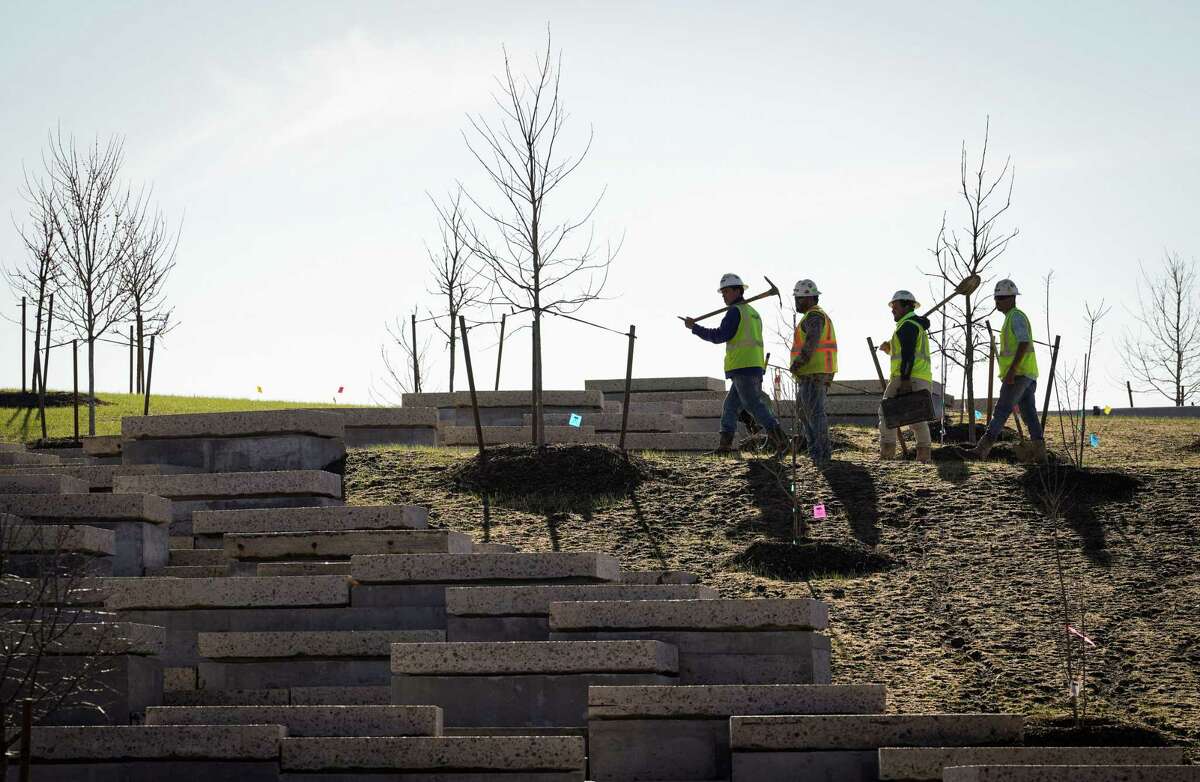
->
<box><xmin>922</xmin><ymin>273</ymin><xmax>983</xmax><ymax>317</ymax></box>
<box><xmin>680</xmin><ymin>276</ymin><xmax>781</xmax><ymax>324</ymax></box>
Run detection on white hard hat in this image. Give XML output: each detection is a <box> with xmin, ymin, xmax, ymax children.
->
<box><xmin>718</xmin><ymin>273</ymin><xmax>746</xmax><ymax>291</ymax></box>
<box><xmin>889</xmin><ymin>290</ymin><xmax>919</xmax><ymax>306</ymax></box>
<box><xmin>994</xmin><ymin>279</ymin><xmax>1020</xmax><ymax>297</ymax></box>
<box><xmin>793</xmin><ymin>279</ymin><xmax>821</xmax><ymax>297</ymax></box>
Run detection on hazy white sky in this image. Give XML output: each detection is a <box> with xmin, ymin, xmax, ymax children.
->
<box><xmin>2</xmin><ymin>1</ymin><xmax>1198</xmax><ymax>407</ymax></box>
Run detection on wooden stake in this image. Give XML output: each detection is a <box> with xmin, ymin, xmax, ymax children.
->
<box><xmin>986</xmin><ymin>324</ymin><xmax>997</xmax><ymax>422</ymax></box>
<box><xmin>867</xmin><ymin>337</ymin><xmax>909</xmax><ymax>458</ymax></box>
<box><xmin>38</xmin><ymin>294</ymin><xmax>53</xmax><ymax>443</ymax></box>
<box><xmin>494</xmin><ymin>313</ymin><xmax>506</xmax><ymax>391</ymax></box>
<box><xmin>129</xmin><ymin>325</ymin><xmax>134</xmax><ymax>394</ymax></box>
<box><xmin>619</xmin><ymin>325</ymin><xmax>636</xmax><ymax>452</ymax></box>
<box><xmin>1040</xmin><ymin>335</ymin><xmax>1061</xmax><ymax>430</ymax></box>
<box><xmin>73</xmin><ymin>340</ymin><xmax>79</xmax><ymax>442</ymax></box>
<box><xmin>1126</xmin><ymin>380</ymin><xmax>1134</xmax><ymax>408</ymax></box>
<box><xmin>20</xmin><ymin>297</ymin><xmax>26</xmax><ymax>394</ymax></box>
<box><xmin>459</xmin><ymin>316</ymin><xmax>486</xmax><ymax>463</ymax></box>
<box><xmin>143</xmin><ymin>335</ymin><xmax>156</xmax><ymax>416</ymax></box>
<box><xmin>410</xmin><ymin>313</ymin><xmax>421</xmax><ymax>394</ymax></box>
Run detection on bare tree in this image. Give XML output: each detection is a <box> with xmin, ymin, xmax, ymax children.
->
<box><xmin>1121</xmin><ymin>251</ymin><xmax>1200</xmax><ymax>406</ymax></box>
<box><xmin>1</xmin><ymin>515</ymin><xmax>129</xmax><ymax>772</ymax></box>
<box><xmin>119</xmin><ymin>197</ymin><xmax>180</xmax><ymax>394</ymax></box>
<box><xmin>372</xmin><ymin>309</ymin><xmax>435</xmax><ymax>404</ymax></box>
<box><xmin>427</xmin><ymin>188</ymin><xmax>484</xmax><ymax>392</ymax></box>
<box><xmin>44</xmin><ymin>131</ymin><xmax>134</xmax><ymax>435</ymax></box>
<box><xmin>927</xmin><ymin>118</ymin><xmax>1019</xmax><ymax>440</ymax></box>
<box><xmin>461</xmin><ymin>32</ymin><xmax>620</xmax><ymax>445</ymax></box>
<box><xmin>5</xmin><ymin>170</ymin><xmax>61</xmax><ymax>399</ymax></box>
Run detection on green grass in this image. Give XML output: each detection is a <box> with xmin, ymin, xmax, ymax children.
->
<box><xmin>0</xmin><ymin>389</ymin><xmax>330</xmax><ymax>443</ymax></box>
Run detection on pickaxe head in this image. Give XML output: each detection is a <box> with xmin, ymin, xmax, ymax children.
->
<box><xmin>763</xmin><ymin>276</ymin><xmax>781</xmax><ymax>306</ymax></box>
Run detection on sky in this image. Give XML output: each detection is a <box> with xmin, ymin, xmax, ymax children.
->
<box><xmin>1</xmin><ymin>0</ymin><xmax>1198</xmax><ymax>408</ymax></box>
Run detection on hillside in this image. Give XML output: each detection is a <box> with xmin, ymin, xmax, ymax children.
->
<box><xmin>345</xmin><ymin>415</ymin><xmax>1200</xmax><ymax>757</ymax></box>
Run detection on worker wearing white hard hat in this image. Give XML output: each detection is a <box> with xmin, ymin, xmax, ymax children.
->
<box><xmin>970</xmin><ymin>279</ymin><xmax>1046</xmax><ymax>463</ymax></box>
<box><xmin>876</xmin><ymin>289</ymin><xmax>934</xmax><ymax>463</ymax></box>
<box><xmin>789</xmin><ymin>279</ymin><xmax>837</xmax><ymax>466</ymax></box>
<box><xmin>684</xmin><ymin>273</ymin><xmax>788</xmax><ymax>455</ymax></box>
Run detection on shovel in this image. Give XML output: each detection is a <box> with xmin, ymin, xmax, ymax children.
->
<box><xmin>922</xmin><ymin>273</ymin><xmax>982</xmax><ymax>317</ymax></box>
<box><xmin>680</xmin><ymin>276</ymin><xmax>782</xmax><ymax>324</ymax></box>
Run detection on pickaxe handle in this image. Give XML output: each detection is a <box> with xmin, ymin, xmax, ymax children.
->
<box><xmin>683</xmin><ymin>276</ymin><xmax>781</xmax><ymax>323</ymax></box>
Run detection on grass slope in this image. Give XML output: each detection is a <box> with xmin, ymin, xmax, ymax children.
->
<box><xmin>0</xmin><ymin>389</ymin><xmax>329</xmax><ymax>442</ymax></box>
<box><xmin>346</xmin><ymin>415</ymin><xmax>1200</xmax><ymax>758</ymax></box>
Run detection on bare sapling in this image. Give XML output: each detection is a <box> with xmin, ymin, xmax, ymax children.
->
<box><xmin>428</xmin><ymin>187</ymin><xmax>484</xmax><ymax>392</ymax></box>
<box><xmin>1121</xmin><ymin>250</ymin><xmax>1200</xmax><ymax>406</ymax></box>
<box><xmin>373</xmin><ymin>308</ymin><xmax>434</xmax><ymax>403</ymax></box>
<box><xmin>118</xmin><ymin>193</ymin><xmax>180</xmax><ymax>395</ymax></box>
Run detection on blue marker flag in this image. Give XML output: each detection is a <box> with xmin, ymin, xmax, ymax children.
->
<box><xmin>1089</xmin><ymin>433</ymin><xmax>1099</xmax><ymax>448</ymax></box>
<box><xmin>568</xmin><ymin>413</ymin><xmax>583</xmax><ymax>428</ymax></box>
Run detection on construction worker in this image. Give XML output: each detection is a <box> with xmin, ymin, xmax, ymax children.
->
<box><xmin>971</xmin><ymin>279</ymin><xmax>1046</xmax><ymax>462</ymax></box>
<box><xmin>789</xmin><ymin>279</ymin><xmax>837</xmax><ymax>466</ymax></box>
<box><xmin>685</xmin><ymin>273</ymin><xmax>789</xmax><ymax>455</ymax></box>
<box><xmin>877</xmin><ymin>290</ymin><xmax>933</xmax><ymax>463</ymax></box>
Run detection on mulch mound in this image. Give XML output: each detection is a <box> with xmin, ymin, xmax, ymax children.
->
<box><xmin>1020</xmin><ymin>464</ymin><xmax>1141</xmax><ymax>502</ymax></box>
<box><xmin>0</xmin><ymin>391</ymin><xmax>107</xmax><ymax>408</ymax></box>
<box><xmin>451</xmin><ymin>444</ymin><xmax>655</xmax><ymax>498</ymax></box>
<box><xmin>729</xmin><ymin>540</ymin><xmax>897</xmax><ymax>581</ymax></box>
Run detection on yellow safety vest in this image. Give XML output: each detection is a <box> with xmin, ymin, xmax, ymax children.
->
<box><xmin>889</xmin><ymin>311</ymin><xmax>932</xmax><ymax>381</ymax></box>
<box><xmin>790</xmin><ymin>306</ymin><xmax>838</xmax><ymax>376</ymax></box>
<box><xmin>999</xmin><ymin>307</ymin><xmax>1039</xmax><ymax>379</ymax></box>
<box><xmin>724</xmin><ymin>302</ymin><xmax>766</xmax><ymax>373</ymax></box>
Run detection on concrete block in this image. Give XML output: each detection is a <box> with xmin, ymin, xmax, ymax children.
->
<box><xmin>29</xmin><ymin>621</ymin><xmax>166</xmax><ymax>655</ymax></box>
<box><xmin>0</xmin><ymin>451</ymin><xmax>60</xmax><ymax>465</ymax></box>
<box><xmin>623</xmin><ymin>390</ymin><xmax>726</xmax><ymax>402</ymax></box>
<box><xmin>352</xmin><ymin>552</ymin><xmax>622</xmax><ymax>584</ymax></box>
<box><xmin>729</xmin><ymin>714</ymin><xmax>1025</xmax><ymax>750</ymax></box>
<box><xmin>194</xmin><ymin>504</ymin><xmax>428</xmax><ymax>535</ymax></box>
<box><xmin>169</xmin><ymin>535</ymin><xmax>195</xmax><ymax>549</ymax></box>
<box><xmin>123</xmin><ymin>433</ymin><xmax>346</xmax><ymax>476</ymax></box>
<box><xmin>290</xmin><ymin>686</ymin><xmax>391</xmax><ymax>705</ymax></box>
<box><xmin>588</xmin><ymin>685</ymin><xmax>888</xmax><ymax>781</ymax></box>
<box><xmin>586</xmin><ymin>377</ymin><xmax>726</xmax><ymax>393</ymax></box>
<box><xmin>0</xmin><ymin>463</ymin><xmax>189</xmax><ymax>491</ymax></box>
<box><xmin>733</xmin><ymin>749</ymin><xmax>878</xmax><ymax>781</ymax></box>
<box><xmin>146</xmin><ymin>704</ymin><xmax>442</xmax><ymax>737</ymax></box>
<box><xmin>258</xmin><ymin>561</ymin><xmax>352</xmax><ymax>576</ymax></box>
<box><xmin>199</xmin><ymin>659</ymin><xmax>394</xmax><ymax>690</ymax></box>
<box><xmin>307</xmin><ymin>407</ymin><xmax>440</xmax><ymax>447</ymax></box>
<box><xmin>114</xmin><ymin>470</ymin><xmax>343</xmax><ymax>501</ymax></box>
<box><xmin>404</xmin><ymin>390</ymin><xmax>604</xmax><ymax>409</ymax></box>
<box><xmin>525</xmin><ymin>412</ymin><xmax>682</xmax><ymax>432</ymax></box>
<box><xmin>149</xmin><ymin>565</ymin><xmax>230</xmax><ymax>578</ymax></box>
<box><xmin>200</xmin><ymin>629</ymin><xmax>444</xmax><ymax>658</ymax></box>
<box><xmin>596</xmin><ymin>432</ymin><xmax>720</xmax><ymax>451</ymax></box>
<box><xmin>82</xmin><ymin>435</ymin><xmax>123</xmax><ymax>457</ymax></box>
<box><xmin>225</xmin><ymin>529</ymin><xmax>471</xmax><ymax>561</ymax></box>
<box><xmin>391</xmin><ymin>640</ymin><xmax>676</xmax><ymax>675</ymax></box>
<box><xmin>441</xmin><ymin>425</ymin><xmax>596</xmax><ymax>445</ymax></box>
<box><xmin>620</xmin><ymin>569</ymin><xmax>701</xmax><ymax>584</ymax></box>
<box><xmin>0</xmin><ymin>492</ymin><xmax>171</xmax><ymax>523</ymax></box>
<box><xmin>280</xmin><ymin>735</ymin><xmax>585</xmax><ymax>775</ymax></box>
<box><xmin>474</xmin><ymin>542</ymin><xmax>518</xmax><ymax>553</ymax></box>
<box><xmin>23</xmin><ymin>724</ymin><xmax>284</xmax><ymax>760</ymax></box>
<box><xmin>0</xmin><ymin>474</ymin><xmax>90</xmax><ymax>494</ymax></box>
<box><xmin>37</xmin><ymin>653</ymin><xmax>163</xmax><ymax>727</ymax></box>
<box><xmin>163</xmin><ymin>688</ymin><xmax>289</xmax><ymax>706</ymax></box>
<box><xmin>170</xmin><ymin>548</ymin><xmax>225</xmax><ymax>566</ymax></box>
<box><xmin>880</xmin><ymin>747</ymin><xmax>1189</xmax><ymax>780</ymax></box>
<box><xmin>448</xmin><ymin>584</ymin><xmax>716</xmax><ymax>617</ymax></box>
<box><xmin>123</xmin><ymin>410</ymin><xmax>342</xmax><ymax>440</ymax></box>
<box><xmin>164</xmin><ymin>667</ymin><xmax>197</xmax><ymax>691</ymax></box>
<box><xmin>96</xmin><ymin>575</ymin><xmax>349</xmax><ymax>609</ymax></box>
<box><xmin>943</xmin><ymin>769</ymin><xmax>1200</xmax><ymax>782</ymax></box>
<box><xmin>549</xmin><ymin>598</ymin><xmax>829</xmax><ymax>631</ymax></box>
<box><xmin>1</xmin><ymin>521</ymin><xmax>115</xmax><ymax>556</ymax></box>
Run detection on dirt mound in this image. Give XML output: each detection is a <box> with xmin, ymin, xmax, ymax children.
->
<box><xmin>941</xmin><ymin>422</ymin><xmax>1019</xmax><ymax>443</ymax></box>
<box><xmin>1185</xmin><ymin>437</ymin><xmax>1200</xmax><ymax>453</ymax></box>
<box><xmin>451</xmin><ymin>444</ymin><xmax>654</xmax><ymax>500</ymax></box>
<box><xmin>729</xmin><ymin>540</ymin><xmax>897</xmax><ymax>581</ymax></box>
<box><xmin>0</xmin><ymin>391</ymin><xmax>108</xmax><ymax>408</ymax></box>
<box><xmin>1024</xmin><ymin>714</ymin><xmax>1172</xmax><ymax>747</ymax></box>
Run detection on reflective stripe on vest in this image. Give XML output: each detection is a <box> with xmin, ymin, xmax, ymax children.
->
<box><xmin>724</xmin><ymin>302</ymin><xmax>766</xmax><ymax>372</ymax></box>
<box><xmin>999</xmin><ymin>307</ymin><xmax>1039</xmax><ymax>379</ymax></box>
<box><xmin>790</xmin><ymin>306</ymin><xmax>838</xmax><ymax>376</ymax></box>
<box><xmin>889</xmin><ymin>311</ymin><xmax>933</xmax><ymax>381</ymax></box>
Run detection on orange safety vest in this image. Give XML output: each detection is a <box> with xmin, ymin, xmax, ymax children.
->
<box><xmin>790</xmin><ymin>306</ymin><xmax>838</xmax><ymax>376</ymax></box>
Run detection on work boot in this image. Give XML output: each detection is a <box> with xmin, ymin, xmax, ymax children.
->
<box><xmin>767</xmin><ymin>427</ymin><xmax>791</xmax><ymax>458</ymax></box>
<box><xmin>916</xmin><ymin>445</ymin><xmax>932</xmax><ymax>464</ymax></box>
<box><xmin>968</xmin><ymin>432</ymin><xmax>996</xmax><ymax>460</ymax></box>
<box><xmin>879</xmin><ymin>440</ymin><xmax>897</xmax><ymax>460</ymax></box>
<box><xmin>714</xmin><ymin>432</ymin><xmax>736</xmax><ymax>455</ymax></box>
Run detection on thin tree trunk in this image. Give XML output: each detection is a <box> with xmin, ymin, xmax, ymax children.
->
<box><xmin>87</xmin><ymin>336</ymin><xmax>97</xmax><ymax>436</ymax></box>
<box><xmin>136</xmin><ymin>311</ymin><xmax>145</xmax><ymax>395</ymax></box>
<box><xmin>448</xmin><ymin>315</ymin><xmax>457</xmax><ymax>393</ymax></box>
<box><xmin>965</xmin><ymin>294</ymin><xmax>977</xmax><ymax>441</ymax></box>
<box><xmin>31</xmin><ymin>293</ymin><xmax>44</xmax><ymax>398</ymax></box>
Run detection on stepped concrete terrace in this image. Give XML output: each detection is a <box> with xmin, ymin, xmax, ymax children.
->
<box><xmin>15</xmin><ymin>724</ymin><xmax>285</xmax><ymax>781</ymax></box>
<box><xmin>441</xmin><ymin>425</ymin><xmax>596</xmax><ymax>446</ymax></box>
<box><xmin>145</xmin><ymin>703</ymin><xmax>442</xmax><ymax>736</ymax></box>
<box><xmin>81</xmin><ymin>434</ymin><xmax>123</xmax><ymax>463</ymax></box>
<box><xmin>729</xmin><ymin>713</ymin><xmax>1025</xmax><ymax>782</ymax></box>
<box><xmin>191</xmin><ymin>503</ymin><xmax>428</xmax><ymax>552</ymax></box>
<box><xmin>445</xmin><ymin>583</ymin><xmax>717</xmax><ymax>641</ymax></box>
<box><xmin>0</xmin><ymin>450</ymin><xmax>61</xmax><ymax>465</ymax></box>
<box><xmin>585</xmin><ymin>376</ymin><xmax>728</xmax><ymax>394</ymax></box>
<box><xmin>587</xmin><ymin>683</ymin><xmax>888</xmax><ymax>781</ymax></box>
<box><xmin>223</xmin><ymin>530</ymin><xmax>470</xmax><ymax>577</ymax></box>
<box><xmin>943</xmin><ymin>769</ymin><xmax>1200</xmax><ymax>782</ymax></box>
<box><xmin>0</xmin><ymin>493</ymin><xmax>170</xmax><ymax>575</ymax></box>
<box><xmin>878</xmin><ymin>746</ymin><xmax>1188</xmax><ymax>780</ymax></box>
<box><xmin>0</xmin><ymin>473</ymin><xmax>89</xmax><ymax>493</ymax></box>
<box><xmin>549</xmin><ymin>597</ymin><xmax>831</xmax><ymax>684</ymax></box>
<box><xmin>308</xmin><ymin>406</ymin><xmax>440</xmax><ymax>447</ymax></box>
<box><xmin>94</xmin><ymin>575</ymin><xmax>435</xmax><ymax>667</ymax></box>
<box><xmin>196</xmin><ymin>629</ymin><xmax>445</xmax><ymax>689</ymax></box>
<box><xmin>523</xmin><ymin>411</ymin><xmax>682</xmax><ymax>432</ymax></box>
<box><xmin>280</xmin><ymin>735</ymin><xmax>587</xmax><ymax>781</ymax></box>
<box><xmin>120</xmin><ymin>409</ymin><xmax>346</xmax><ymax>474</ymax></box>
<box><xmin>0</xmin><ymin>462</ymin><xmax>190</xmax><ymax>491</ymax></box>
<box><xmin>113</xmin><ymin>469</ymin><xmax>344</xmax><ymax>536</ymax></box>
<box><xmin>390</xmin><ymin>639</ymin><xmax>678</xmax><ymax>728</ymax></box>
<box><xmin>403</xmin><ymin>389</ymin><xmax>605</xmax><ymax>426</ymax></box>
<box><xmin>1</xmin><ymin>517</ymin><xmax>115</xmax><ymax>576</ymax></box>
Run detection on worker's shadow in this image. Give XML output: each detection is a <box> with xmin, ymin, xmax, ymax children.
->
<box><xmin>744</xmin><ymin>459</ymin><xmax>881</xmax><ymax>547</ymax></box>
<box><xmin>820</xmin><ymin>460</ymin><xmax>882</xmax><ymax>547</ymax></box>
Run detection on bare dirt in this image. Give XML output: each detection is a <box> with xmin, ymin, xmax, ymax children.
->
<box><xmin>346</xmin><ymin>415</ymin><xmax>1200</xmax><ymax>758</ymax></box>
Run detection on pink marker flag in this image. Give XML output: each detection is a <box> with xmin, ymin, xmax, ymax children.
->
<box><xmin>1066</xmin><ymin>625</ymin><xmax>1097</xmax><ymax>646</ymax></box>
<box><xmin>812</xmin><ymin>504</ymin><xmax>827</xmax><ymax>519</ymax></box>
<box><xmin>337</xmin><ymin>386</ymin><xmax>344</xmax><ymax>394</ymax></box>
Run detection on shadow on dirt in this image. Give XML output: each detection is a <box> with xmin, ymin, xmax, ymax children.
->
<box><xmin>1023</xmin><ymin>714</ymin><xmax>1172</xmax><ymax>747</ymax></box>
<box><xmin>744</xmin><ymin>458</ymin><xmax>881</xmax><ymax>547</ymax></box>
<box><xmin>729</xmin><ymin>540</ymin><xmax>897</xmax><ymax>581</ymax></box>
<box><xmin>1020</xmin><ymin>464</ymin><xmax>1142</xmax><ymax>565</ymax></box>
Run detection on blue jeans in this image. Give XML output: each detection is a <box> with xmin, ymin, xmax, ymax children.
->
<box><xmin>986</xmin><ymin>375</ymin><xmax>1044</xmax><ymax>440</ymax></box>
<box><xmin>722</xmin><ymin>374</ymin><xmax>781</xmax><ymax>434</ymax></box>
<box><xmin>796</xmin><ymin>379</ymin><xmax>831</xmax><ymax>464</ymax></box>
